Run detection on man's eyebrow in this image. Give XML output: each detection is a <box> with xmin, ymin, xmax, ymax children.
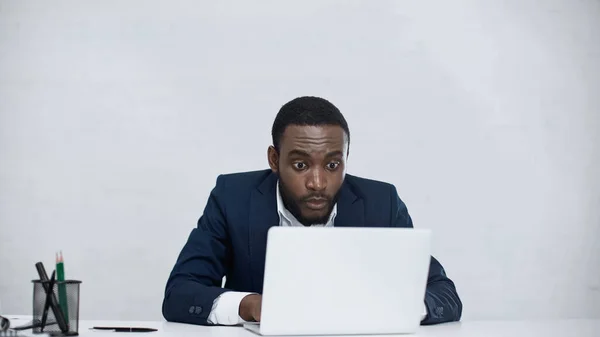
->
<box><xmin>286</xmin><ymin>149</ymin><xmax>344</xmax><ymax>158</ymax></box>
<box><xmin>287</xmin><ymin>149</ymin><xmax>311</xmax><ymax>157</ymax></box>
<box><xmin>325</xmin><ymin>150</ymin><xmax>344</xmax><ymax>158</ymax></box>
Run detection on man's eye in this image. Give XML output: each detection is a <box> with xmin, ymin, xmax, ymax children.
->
<box><xmin>327</xmin><ymin>162</ymin><xmax>340</xmax><ymax>170</ymax></box>
<box><xmin>293</xmin><ymin>162</ymin><xmax>307</xmax><ymax>170</ymax></box>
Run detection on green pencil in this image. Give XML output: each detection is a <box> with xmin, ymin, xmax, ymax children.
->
<box><xmin>56</xmin><ymin>251</ymin><xmax>69</xmax><ymax>322</ymax></box>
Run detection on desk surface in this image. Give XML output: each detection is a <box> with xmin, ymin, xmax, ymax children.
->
<box><xmin>6</xmin><ymin>316</ymin><xmax>600</xmax><ymax>337</ymax></box>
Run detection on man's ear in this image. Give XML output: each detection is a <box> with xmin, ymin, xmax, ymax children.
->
<box><xmin>267</xmin><ymin>146</ymin><xmax>279</xmax><ymax>173</ymax></box>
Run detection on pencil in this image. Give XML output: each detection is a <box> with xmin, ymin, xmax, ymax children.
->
<box><xmin>56</xmin><ymin>251</ymin><xmax>69</xmax><ymax>322</ymax></box>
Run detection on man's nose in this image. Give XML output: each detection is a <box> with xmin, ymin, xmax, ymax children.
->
<box><xmin>306</xmin><ymin>168</ymin><xmax>327</xmax><ymax>191</ymax></box>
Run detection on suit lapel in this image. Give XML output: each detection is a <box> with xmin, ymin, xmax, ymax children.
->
<box><xmin>335</xmin><ymin>180</ymin><xmax>365</xmax><ymax>227</ymax></box>
<box><xmin>248</xmin><ymin>172</ymin><xmax>279</xmax><ymax>292</ymax></box>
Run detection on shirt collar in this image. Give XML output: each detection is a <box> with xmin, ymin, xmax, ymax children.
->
<box><xmin>276</xmin><ymin>180</ymin><xmax>337</xmax><ymax>227</ymax></box>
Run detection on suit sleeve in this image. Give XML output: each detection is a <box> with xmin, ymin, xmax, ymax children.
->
<box><xmin>390</xmin><ymin>185</ymin><xmax>463</xmax><ymax>325</ymax></box>
<box><xmin>162</xmin><ymin>175</ymin><xmax>231</xmax><ymax>325</ymax></box>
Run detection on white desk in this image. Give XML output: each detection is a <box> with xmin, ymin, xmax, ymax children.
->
<box><xmin>6</xmin><ymin>316</ymin><xmax>600</xmax><ymax>337</ymax></box>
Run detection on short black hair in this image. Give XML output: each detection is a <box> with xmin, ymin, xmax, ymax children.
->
<box><xmin>271</xmin><ymin>96</ymin><xmax>350</xmax><ymax>152</ymax></box>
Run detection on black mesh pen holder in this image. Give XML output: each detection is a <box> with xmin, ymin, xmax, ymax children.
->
<box><xmin>32</xmin><ymin>280</ymin><xmax>82</xmax><ymax>336</ymax></box>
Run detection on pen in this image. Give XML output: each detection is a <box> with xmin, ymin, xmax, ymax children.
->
<box><xmin>40</xmin><ymin>271</ymin><xmax>57</xmax><ymax>332</ymax></box>
<box><xmin>91</xmin><ymin>327</ymin><xmax>157</xmax><ymax>332</ymax></box>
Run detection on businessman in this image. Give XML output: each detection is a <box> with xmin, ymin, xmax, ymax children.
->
<box><xmin>163</xmin><ymin>96</ymin><xmax>462</xmax><ymax>326</ymax></box>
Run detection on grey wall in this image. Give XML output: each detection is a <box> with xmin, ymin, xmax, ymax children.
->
<box><xmin>1</xmin><ymin>0</ymin><xmax>599</xmax><ymax>321</ymax></box>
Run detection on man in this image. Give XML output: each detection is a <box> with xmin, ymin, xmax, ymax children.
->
<box><xmin>162</xmin><ymin>96</ymin><xmax>462</xmax><ymax>326</ymax></box>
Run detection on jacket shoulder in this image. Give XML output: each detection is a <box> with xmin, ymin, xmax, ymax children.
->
<box><xmin>344</xmin><ymin>174</ymin><xmax>409</xmax><ymax>227</ymax></box>
<box><xmin>215</xmin><ymin>169</ymin><xmax>273</xmax><ymax>193</ymax></box>
<box><xmin>345</xmin><ymin>174</ymin><xmax>395</xmax><ymax>197</ymax></box>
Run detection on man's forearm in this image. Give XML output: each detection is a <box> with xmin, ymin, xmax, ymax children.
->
<box><xmin>419</xmin><ymin>255</ymin><xmax>462</xmax><ymax>325</ymax></box>
<box><xmin>421</xmin><ymin>280</ymin><xmax>462</xmax><ymax>325</ymax></box>
<box><xmin>162</xmin><ymin>280</ymin><xmax>228</xmax><ymax>325</ymax></box>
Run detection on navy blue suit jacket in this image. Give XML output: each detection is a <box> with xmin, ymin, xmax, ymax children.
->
<box><xmin>163</xmin><ymin>170</ymin><xmax>462</xmax><ymax>325</ymax></box>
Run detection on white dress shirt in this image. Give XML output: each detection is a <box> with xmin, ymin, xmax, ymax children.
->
<box><xmin>207</xmin><ymin>182</ymin><xmax>425</xmax><ymax>325</ymax></box>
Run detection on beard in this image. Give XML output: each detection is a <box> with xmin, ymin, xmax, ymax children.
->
<box><xmin>278</xmin><ymin>177</ymin><xmax>341</xmax><ymax>226</ymax></box>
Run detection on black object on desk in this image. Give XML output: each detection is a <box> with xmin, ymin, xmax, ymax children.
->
<box><xmin>0</xmin><ymin>315</ymin><xmax>10</xmax><ymax>332</ymax></box>
<box><xmin>32</xmin><ymin>262</ymin><xmax>82</xmax><ymax>336</ymax></box>
<box><xmin>34</xmin><ymin>262</ymin><xmax>70</xmax><ymax>333</ymax></box>
<box><xmin>91</xmin><ymin>327</ymin><xmax>158</xmax><ymax>333</ymax></box>
<box><xmin>40</xmin><ymin>270</ymin><xmax>57</xmax><ymax>332</ymax></box>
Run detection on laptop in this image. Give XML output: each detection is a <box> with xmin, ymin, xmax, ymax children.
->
<box><xmin>244</xmin><ymin>226</ymin><xmax>431</xmax><ymax>335</ymax></box>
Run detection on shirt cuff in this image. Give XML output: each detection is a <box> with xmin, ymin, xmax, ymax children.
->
<box><xmin>421</xmin><ymin>302</ymin><xmax>427</xmax><ymax>321</ymax></box>
<box><xmin>207</xmin><ymin>291</ymin><xmax>256</xmax><ymax>325</ymax></box>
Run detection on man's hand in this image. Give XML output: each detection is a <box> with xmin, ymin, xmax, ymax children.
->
<box><xmin>239</xmin><ymin>294</ymin><xmax>262</xmax><ymax>322</ymax></box>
